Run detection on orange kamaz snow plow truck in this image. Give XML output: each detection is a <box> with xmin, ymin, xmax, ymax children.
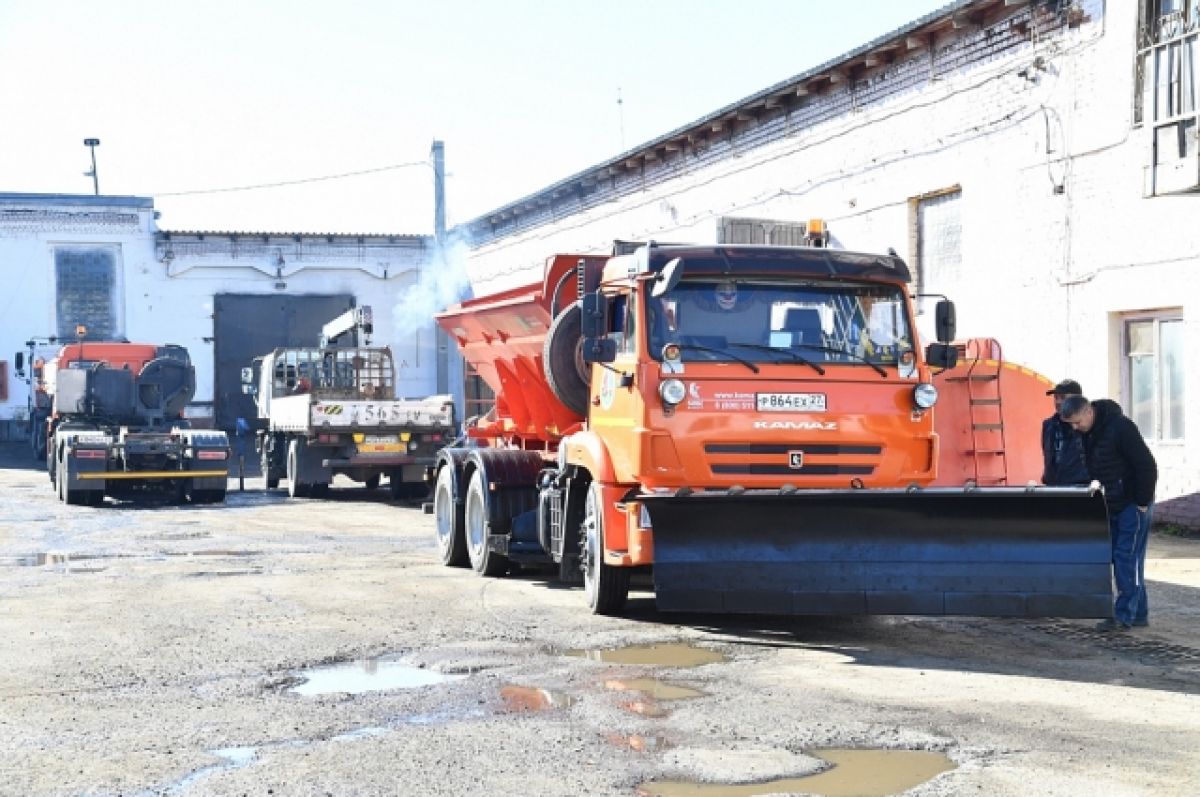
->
<box><xmin>431</xmin><ymin>238</ymin><xmax>1111</xmax><ymax>617</ymax></box>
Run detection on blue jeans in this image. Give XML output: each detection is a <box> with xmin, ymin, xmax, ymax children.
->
<box><xmin>1109</xmin><ymin>504</ymin><xmax>1153</xmax><ymax>625</ymax></box>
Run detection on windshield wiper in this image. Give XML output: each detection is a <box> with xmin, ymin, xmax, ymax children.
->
<box><xmin>794</xmin><ymin>343</ymin><xmax>888</xmax><ymax>377</ymax></box>
<box><xmin>674</xmin><ymin>343</ymin><xmax>759</xmax><ymax>373</ymax></box>
<box><xmin>726</xmin><ymin>342</ymin><xmax>825</xmax><ymax>375</ymax></box>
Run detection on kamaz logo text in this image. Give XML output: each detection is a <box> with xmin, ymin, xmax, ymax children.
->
<box><xmin>753</xmin><ymin>420</ymin><xmax>838</xmax><ymax>430</ymax></box>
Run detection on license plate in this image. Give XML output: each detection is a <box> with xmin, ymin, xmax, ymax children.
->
<box><xmin>756</xmin><ymin>392</ymin><xmax>827</xmax><ymax>412</ymax></box>
<box><xmin>364</xmin><ymin>434</ymin><xmax>398</xmax><ymax>444</ymax></box>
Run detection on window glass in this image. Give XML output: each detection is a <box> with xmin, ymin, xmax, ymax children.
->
<box><xmin>55</xmin><ymin>247</ymin><xmax>120</xmax><ymax>341</ymax></box>
<box><xmin>647</xmin><ymin>280</ymin><xmax>912</xmax><ymax>366</ymax></box>
<box><xmin>1162</xmin><ymin>318</ymin><xmax>1185</xmax><ymax>439</ymax></box>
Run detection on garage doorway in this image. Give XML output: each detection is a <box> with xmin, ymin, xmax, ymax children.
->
<box><xmin>213</xmin><ymin>293</ymin><xmax>354</xmax><ymax>431</ymax></box>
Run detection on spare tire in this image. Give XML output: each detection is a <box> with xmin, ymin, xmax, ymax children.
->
<box><xmin>543</xmin><ymin>301</ymin><xmax>590</xmax><ymax>417</ymax></box>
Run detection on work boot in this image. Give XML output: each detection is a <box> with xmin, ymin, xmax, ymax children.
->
<box><xmin>1094</xmin><ymin>618</ymin><xmax>1131</xmax><ymax>632</ymax></box>
<box><xmin>1131</xmin><ymin>618</ymin><xmax>1149</xmax><ymax>628</ymax></box>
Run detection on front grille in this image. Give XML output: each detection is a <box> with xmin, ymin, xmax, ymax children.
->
<box><xmin>703</xmin><ymin>441</ymin><xmax>881</xmax><ymax>478</ymax></box>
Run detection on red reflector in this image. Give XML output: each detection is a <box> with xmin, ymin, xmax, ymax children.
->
<box><xmin>73</xmin><ymin>449</ymin><xmax>106</xmax><ymax>459</ymax></box>
<box><xmin>318</xmin><ymin>433</ymin><xmax>338</xmax><ymax>443</ymax></box>
<box><xmin>197</xmin><ymin>450</ymin><xmax>228</xmax><ymax>460</ymax></box>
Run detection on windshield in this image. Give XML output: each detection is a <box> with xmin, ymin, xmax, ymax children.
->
<box><xmin>647</xmin><ymin>279</ymin><xmax>913</xmax><ymax>365</ymax></box>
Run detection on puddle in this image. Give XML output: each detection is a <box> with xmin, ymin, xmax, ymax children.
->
<box><xmin>171</xmin><ymin>746</ymin><xmax>257</xmax><ymax>793</ymax></box>
<box><xmin>607</xmin><ymin>733</ymin><xmax>673</xmax><ymax>753</ymax></box>
<box><xmin>566</xmin><ymin>643</ymin><xmax>726</xmax><ymax>667</ymax></box>
<box><xmin>605</xmin><ymin>678</ymin><xmax>705</xmax><ymax>701</ymax></box>
<box><xmin>186</xmin><ymin>569</ymin><xmax>264</xmax><ymax>577</ymax></box>
<box><xmin>289</xmin><ymin>656</ymin><xmax>466</xmax><ymax>696</ymax></box>
<box><xmin>499</xmin><ymin>685</ymin><xmax>576</xmax><ymax>712</ymax></box>
<box><xmin>637</xmin><ymin>748</ymin><xmax>955</xmax><ymax>797</ymax></box>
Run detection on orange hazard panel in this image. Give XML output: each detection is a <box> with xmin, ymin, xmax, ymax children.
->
<box><xmin>932</xmin><ymin>338</ymin><xmax>1054</xmax><ymax>487</ymax></box>
<box><xmin>0</xmin><ymin>361</ymin><xmax>7</xmax><ymax>401</ymax></box>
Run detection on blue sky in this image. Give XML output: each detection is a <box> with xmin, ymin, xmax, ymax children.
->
<box><xmin>0</xmin><ymin>0</ymin><xmax>949</xmax><ymax>234</ymax></box>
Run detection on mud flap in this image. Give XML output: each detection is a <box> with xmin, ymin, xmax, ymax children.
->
<box><xmin>642</xmin><ymin>488</ymin><xmax>1112</xmax><ymax>618</ymax></box>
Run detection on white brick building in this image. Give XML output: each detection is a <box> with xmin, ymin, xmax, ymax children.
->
<box><xmin>457</xmin><ymin>0</ymin><xmax>1197</xmax><ymax>511</ymax></box>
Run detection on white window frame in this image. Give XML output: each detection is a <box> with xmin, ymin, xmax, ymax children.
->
<box><xmin>1120</xmin><ymin>310</ymin><xmax>1185</xmax><ymax>443</ymax></box>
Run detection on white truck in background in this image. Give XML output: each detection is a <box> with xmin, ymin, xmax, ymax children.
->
<box><xmin>246</xmin><ymin>306</ymin><xmax>455</xmax><ymax>500</ymax></box>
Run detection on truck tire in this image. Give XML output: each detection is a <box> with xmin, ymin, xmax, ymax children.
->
<box><xmin>31</xmin><ymin>422</ymin><xmax>46</xmax><ymax>461</ymax></box>
<box><xmin>262</xmin><ymin>446</ymin><xmax>279</xmax><ymax>490</ymax></box>
<box><xmin>581</xmin><ymin>481</ymin><xmax>629</xmax><ymax>615</ymax></box>
<box><xmin>464</xmin><ymin>469</ymin><xmax>508</xmax><ymax>577</ymax></box>
<box><xmin>434</xmin><ymin>465</ymin><xmax>468</xmax><ymax>567</ymax></box>
<box><xmin>59</xmin><ymin>449</ymin><xmax>83</xmax><ymax>506</ymax></box>
<box><xmin>543</xmin><ymin>302</ymin><xmax>590</xmax><ymax>417</ymax></box>
<box><xmin>287</xmin><ymin>438</ymin><xmax>311</xmax><ymax>498</ymax></box>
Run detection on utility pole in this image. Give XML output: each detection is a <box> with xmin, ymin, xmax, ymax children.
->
<box><xmin>83</xmin><ymin>138</ymin><xmax>101</xmax><ymax>195</ymax></box>
<box><xmin>430</xmin><ymin>140</ymin><xmax>449</xmax><ymax>394</ymax></box>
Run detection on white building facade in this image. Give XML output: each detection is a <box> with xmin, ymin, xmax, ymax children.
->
<box><xmin>0</xmin><ymin>193</ymin><xmax>443</xmax><ymax>436</ymax></box>
<box><xmin>459</xmin><ymin>0</ymin><xmax>1196</xmax><ymax>510</ymax></box>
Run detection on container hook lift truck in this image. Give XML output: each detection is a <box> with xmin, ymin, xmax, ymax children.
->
<box><xmin>430</xmin><ymin>236</ymin><xmax>1112</xmax><ymax>617</ymax></box>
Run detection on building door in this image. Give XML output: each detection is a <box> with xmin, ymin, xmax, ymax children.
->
<box><xmin>213</xmin><ymin>293</ymin><xmax>354</xmax><ymax>431</ymax></box>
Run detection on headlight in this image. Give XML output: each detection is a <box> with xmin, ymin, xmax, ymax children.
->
<box><xmin>659</xmin><ymin>378</ymin><xmax>687</xmax><ymax>406</ymax></box>
<box><xmin>913</xmin><ymin>383</ymin><xmax>938</xmax><ymax>409</ymax></box>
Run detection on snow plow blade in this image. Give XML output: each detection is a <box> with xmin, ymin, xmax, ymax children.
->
<box><xmin>642</xmin><ymin>487</ymin><xmax>1112</xmax><ymax>618</ymax></box>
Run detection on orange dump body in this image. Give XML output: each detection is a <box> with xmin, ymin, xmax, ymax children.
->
<box><xmin>52</xmin><ymin>342</ymin><xmax>161</xmax><ymax>373</ymax></box>
<box><xmin>436</xmin><ymin>254</ymin><xmax>605</xmax><ymax>446</ymax></box>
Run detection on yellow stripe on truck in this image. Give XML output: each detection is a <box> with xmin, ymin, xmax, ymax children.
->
<box><xmin>77</xmin><ymin>470</ymin><xmax>229</xmax><ymax>480</ymax></box>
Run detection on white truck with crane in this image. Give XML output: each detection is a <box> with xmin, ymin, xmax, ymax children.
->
<box><xmin>246</xmin><ymin>306</ymin><xmax>456</xmax><ymax>499</ymax></box>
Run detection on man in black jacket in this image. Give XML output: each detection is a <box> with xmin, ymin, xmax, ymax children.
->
<box><xmin>1060</xmin><ymin>395</ymin><xmax>1158</xmax><ymax>631</ymax></box>
<box><xmin>1041</xmin><ymin>379</ymin><xmax>1089</xmax><ymax>486</ymax></box>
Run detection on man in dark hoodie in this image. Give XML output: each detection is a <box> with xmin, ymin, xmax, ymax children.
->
<box><xmin>1060</xmin><ymin>395</ymin><xmax>1157</xmax><ymax>631</ymax></box>
<box><xmin>1041</xmin><ymin>379</ymin><xmax>1089</xmax><ymax>486</ymax></box>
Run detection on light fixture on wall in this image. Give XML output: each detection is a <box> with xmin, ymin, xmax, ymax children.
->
<box><xmin>274</xmin><ymin>252</ymin><xmax>287</xmax><ymax>290</ymax></box>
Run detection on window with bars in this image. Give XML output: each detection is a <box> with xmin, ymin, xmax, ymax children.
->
<box><xmin>1136</xmin><ymin>0</ymin><xmax>1200</xmax><ymax>194</ymax></box>
<box><xmin>54</xmin><ymin>246</ymin><xmax>122</xmax><ymax>341</ymax></box>
<box><xmin>1123</xmin><ymin>313</ymin><xmax>1185</xmax><ymax>442</ymax></box>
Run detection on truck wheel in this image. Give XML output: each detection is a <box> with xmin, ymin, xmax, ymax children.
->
<box><xmin>31</xmin><ymin>423</ymin><xmax>47</xmax><ymax>461</ymax></box>
<box><xmin>543</xmin><ymin>302</ymin><xmax>590</xmax><ymax>417</ymax></box>
<box><xmin>262</xmin><ymin>446</ymin><xmax>279</xmax><ymax>490</ymax></box>
<box><xmin>465</xmin><ymin>469</ymin><xmax>508</xmax><ymax>577</ymax></box>
<box><xmin>434</xmin><ymin>466</ymin><xmax>468</xmax><ymax>567</ymax></box>
<box><xmin>364</xmin><ymin>474</ymin><xmax>381</xmax><ymax>491</ymax></box>
<box><xmin>287</xmin><ymin>439</ymin><xmax>310</xmax><ymax>498</ymax></box>
<box><xmin>581</xmin><ymin>481</ymin><xmax>629</xmax><ymax>615</ymax></box>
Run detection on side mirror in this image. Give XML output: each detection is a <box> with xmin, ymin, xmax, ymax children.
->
<box><xmin>580</xmin><ymin>294</ymin><xmax>607</xmax><ymax>339</ymax></box>
<box><xmin>651</xmin><ymin>257</ymin><xmax>684</xmax><ymax>298</ymax></box>
<box><xmin>581</xmin><ymin>337</ymin><xmax>617</xmax><ymax>364</ymax></box>
<box><xmin>14</xmin><ymin>352</ymin><xmax>24</xmax><ymax>377</ymax></box>
<box><xmin>925</xmin><ymin>342</ymin><xmax>958</xmax><ymax>370</ymax></box>
<box><xmin>935</xmin><ymin>299</ymin><xmax>957</xmax><ymax>343</ymax></box>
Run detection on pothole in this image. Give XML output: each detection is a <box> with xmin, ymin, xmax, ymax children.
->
<box><xmin>499</xmin><ymin>685</ymin><xmax>576</xmax><ymax>712</ymax></box>
<box><xmin>566</xmin><ymin>643</ymin><xmax>726</xmax><ymax>667</ymax></box>
<box><xmin>605</xmin><ymin>677</ymin><xmax>705</xmax><ymax>701</ymax></box>
<box><xmin>637</xmin><ymin>748</ymin><xmax>955</xmax><ymax>797</ymax></box>
<box><xmin>288</xmin><ymin>656</ymin><xmax>467</xmax><ymax>696</ymax></box>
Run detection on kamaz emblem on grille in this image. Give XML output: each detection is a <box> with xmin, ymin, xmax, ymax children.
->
<box><xmin>788</xmin><ymin>451</ymin><xmax>804</xmax><ymax>469</ymax></box>
<box><xmin>753</xmin><ymin>420</ymin><xmax>837</xmax><ymax>430</ymax></box>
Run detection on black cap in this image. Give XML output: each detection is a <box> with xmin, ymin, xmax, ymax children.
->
<box><xmin>1046</xmin><ymin>379</ymin><xmax>1082</xmax><ymax>396</ymax></box>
